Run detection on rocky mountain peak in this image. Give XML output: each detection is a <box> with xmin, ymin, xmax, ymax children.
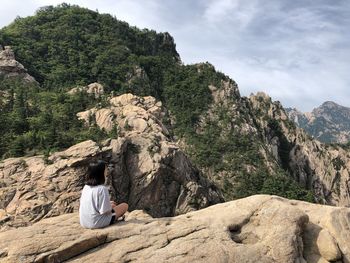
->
<box><xmin>313</xmin><ymin>101</ymin><xmax>350</xmax><ymax>119</ymax></box>
<box><xmin>320</xmin><ymin>101</ymin><xmax>339</xmax><ymax>108</ymax></box>
<box><xmin>286</xmin><ymin>101</ymin><xmax>350</xmax><ymax>143</ymax></box>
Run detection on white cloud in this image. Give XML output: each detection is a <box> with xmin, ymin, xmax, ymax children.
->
<box><xmin>204</xmin><ymin>0</ymin><xmax>239</xmax><ymax>20</ymax></box>
<box><xmin>203</xmin><ymin>0</ymin><xmax>258</xmax><ymax>30</ymax></box>
<box><xmin>0</xmin><ymin>0</ymin><xmax>37</xmax><ymax>27</ymax></box>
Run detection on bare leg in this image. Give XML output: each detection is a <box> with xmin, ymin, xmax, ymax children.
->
<box><xmin>114</xmin><ymin>203</ymin><xmax>128</xmax><ymax>218</ymax></box>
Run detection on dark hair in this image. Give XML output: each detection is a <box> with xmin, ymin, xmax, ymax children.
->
<box><xmin>85</xmin><ymin>160</ymin><xmax>106</xmax><ymax>186</ymax></box>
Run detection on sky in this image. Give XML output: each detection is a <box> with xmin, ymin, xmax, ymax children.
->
<box><xmin>1</xmin><ymin>0</ymin><xmax>350</xmax><ymax>111</ymax></box>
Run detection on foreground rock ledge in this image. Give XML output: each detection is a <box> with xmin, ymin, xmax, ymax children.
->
<box><xmin>0</xmin><ymin>195</ymin><xmax>349</xmax><ymax>263</ymax></box>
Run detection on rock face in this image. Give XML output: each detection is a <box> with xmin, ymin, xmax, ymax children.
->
<box><xmin>0</xmin><ymin>45</ymin><xmax>37</xmax><ymax>83</ymax></box>
<box><xmin>0</xmin><ymin>195</ymin><xmax>349</xmax><ymax>263</ymax></box>
<box><xmin>0</xmin><ymin>94</ymin><xmax>223</xmax><ymax>231</ymax></box>
<box><xmin>249</xmin><ymin>93</ymin><xmax>350</xmax><ymax>207</ymax></box>
<box><xmin>286</xmin><ymin>101</ymin><xmax>350</xmax><ymax>143</ymax></box>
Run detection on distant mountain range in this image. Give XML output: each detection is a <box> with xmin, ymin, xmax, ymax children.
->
<box><xmin>286</xmin><ymin>101</ymin><xmax>350</xmax><ymax>143</ymax></box>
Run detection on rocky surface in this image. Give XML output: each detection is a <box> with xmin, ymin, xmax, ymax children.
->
<box><xmin>0</xmin><ymin>195</ymin><xmax>349</xmax><ymax>263</ymax></box>
<box><xmin>0</xmin><ymin>45</ymin><xmax>37</xmax><ymax>83</ymax></box>
<box><xmin>0</xmin><ymin>93</ymin><xmax>222</xmax><ymax>231</ymax></box>
<box><xmin>286</xmin><ymin>101</ymin><xmax>350</xmax><ymax>143</ymax></box>
<box><xmin>249</xmin><ymin>93</ymin><xmax>350</xmax><ymax>207</ymax></box>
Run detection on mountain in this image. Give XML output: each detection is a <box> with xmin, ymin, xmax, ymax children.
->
<box><xmin>248</xmin><ymin>94</ymin><xmax>350</xmax><ymax>206</ymax></box>
<box><xmin>2</xmin><ymin>5</ymin><xmax>350</xmax><ymax>262</ymax></box>
<box><xmin>286</xmin><ymin>101</ymin><xmax>350</xmax><ymax>143</ymax></box>
<box><xmin>1</xmin><ymin>3</ymin><xmax>350</xmax><ymax>216</ymax></box>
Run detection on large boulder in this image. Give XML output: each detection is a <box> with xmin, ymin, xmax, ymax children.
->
<box><xmin>0</xmin><ymin>195</ymin><xmax>349</xmax><ymax>263</ymax></box>
<box><xmin>0</xmin><ymin>94</ymin><xmax>223</xmax><ymax>231</ymax></box>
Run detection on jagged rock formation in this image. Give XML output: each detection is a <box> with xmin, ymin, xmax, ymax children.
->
<box><xmin>0</xmin><ymin>94</ymin><xmax>222</xmax><ymax>231</ymax></box>
<box><xmin>0</xmin><ymin>195</ymin><xmax>349</xmax><ymax>263</ymax></box>
<box><xmin>249</xmin><ymin>93</ymin><xmax>350</xmax><ymax>206</ymax></box>
<box><xmin>0</xmin><ymin>46</ymin><xmax>37</xmax><ymax>83</ymax></box>
<box><xmin>181</xmin><ymin>76</ymin><xmax>303</xmax><ymax>202</ymax></box>
<box><xmin>68</xmin><ymin>82</ymin><xmax>104</xmax><ymax>98</ymax></box>
<box><xmin>286</xmin><ymin>101</ymin><xmax>350</xmax><ymax>143</ymax></box>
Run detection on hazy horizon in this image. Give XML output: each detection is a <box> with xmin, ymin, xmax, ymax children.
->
<box><xmin>1</xmin><ymin>0</ymin><xmax>349</xmax><ymax>112</ymax></box>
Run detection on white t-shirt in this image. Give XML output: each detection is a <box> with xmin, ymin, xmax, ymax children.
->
<box><xmin>79</xmin><ymin>185</ymin><xmax>113</xmax><ymax>229</ymax></box>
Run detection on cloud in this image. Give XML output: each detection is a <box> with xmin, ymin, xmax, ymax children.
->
<box><xmin>203</xmin><ymin>0</ymin><xmax>258</xmax><ymax>30</ymax></box>
<box><xmin>0</xmin><ymin>0</ymin><xmax>38</xmax><ymax>27</ymax></box>
<box><xmin>0</xmin><ymin>0</ymin><xmax>349</xmax><ymax>111</ymax></box>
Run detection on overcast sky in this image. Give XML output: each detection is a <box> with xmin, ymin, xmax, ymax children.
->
<box><xmin>1</xmin><ymin>0</ymin><xmax>350</xmax><ymax>111</ymax></box>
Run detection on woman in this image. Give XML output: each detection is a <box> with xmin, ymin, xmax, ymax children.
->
<box><xmin>79</xmin><ymin>160</ymin><xmax>128</xmax><ymax>229</ymax></box>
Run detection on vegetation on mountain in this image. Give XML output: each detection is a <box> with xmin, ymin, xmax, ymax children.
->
<box><xmin>0</xmin><ymin>77</ymin><xmax>109</xmax><ymax>158</ymax></box>
<box><xmin>0</xmin><ymin>3</ymin><xmax>179</xmax><ymax>90</ymax></box>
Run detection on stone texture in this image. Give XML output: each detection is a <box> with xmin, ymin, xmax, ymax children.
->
<box><xmin>316</xmin><ymin>229</ymin><xmax>341</xmax><ymax>261</ymax></box>
<box><xmin>0</xmin><ymin>46</ymin><xmax>37</xmax><ymax>83</ymax></box>
<box><xmin>0</xmin><ymin>195</ymin><xmax>349</xmax><ymax>263</ymax></box>
<box><xmin>0</xmin><ymin>94</ymin><xmax>222</xmax><ymax>231</ymax></box>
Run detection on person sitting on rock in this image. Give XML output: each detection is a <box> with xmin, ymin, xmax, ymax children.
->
<box><xmin>79</xmin><ymin>160</ymin><xmax>128</xmax><ymax>229</ymax></box>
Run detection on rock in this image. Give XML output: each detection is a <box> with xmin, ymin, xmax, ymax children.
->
<box><xmin>303</xmin><ymin>225</ymin><xmax>341</xmax><ymax>262</ymax></box>
<box><xmin>317</xmin><ymin>229</ymin><xmax>341</xmax><ymax>261</ymax></box>
<box><xmin>0</xmin><ymin>46</ymin><xmax>37</xmax><ymax>83</ymax></box>
<box><xmin>127</xmin><ymin>117</ymin><xmax>148</xmax><ymax>133</ymax></box>
<box><xmin>76</xmin><ymin>108</ymin><xmax>97</xmax><ymax>125</ymax></box>
<box><xmin>0</xmin><ymin>94</ymin><xmax>223</xmax><ymax>230</ymax></box>
<box><xmin>68</xmin><ymin>82</ymin><xmax>104</xmax><ymax>98</ymax></box>
<box><xmin>287</xmin><ymin>199</ymin><xmax>349</xmax><ymax>262</ymax></box>
<box><xmin>208</xmin><ymin>79</ymin><xmax>240</xmax><ymax>105</ymax></box>
<box><xmin>0</xmin><ymin>195</ymin><xmax>349</xmax><ymax>263</ymax></box>
<box><xmin>110</xmin><ymin>93</ymin><xmax>139</xmax><ymax>107</ymax></box>
<box><xmin>95</xmin><ymin>108</ymin><xmax>114</xmax><ymax>131</ymax></box>
<box><xmin>86</xmin><ymin>82</ymin><xmax>104</xmax><ymax>97</ymax></box>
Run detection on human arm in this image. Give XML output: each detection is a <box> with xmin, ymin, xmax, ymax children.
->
<box><xmin>98</xmin><ymin>187</ymin><xmax>113</xmax><ymax>214</ymax></box>
<box><xmin>110</xmin><ymin>201</ymin><xmax>117</xmax><ymax>211</ymax></box>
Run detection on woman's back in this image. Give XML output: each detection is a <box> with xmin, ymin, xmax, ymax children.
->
<box><xmin>79</xmin><ymin>184</ymin><xmax>112</xmax><ymax>229</ymax></box>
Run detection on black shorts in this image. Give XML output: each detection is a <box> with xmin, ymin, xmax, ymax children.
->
<box><xmin>110</xmin><ymin>209</ymin><xmax>116</xmax><ymax>225</ymax></box>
